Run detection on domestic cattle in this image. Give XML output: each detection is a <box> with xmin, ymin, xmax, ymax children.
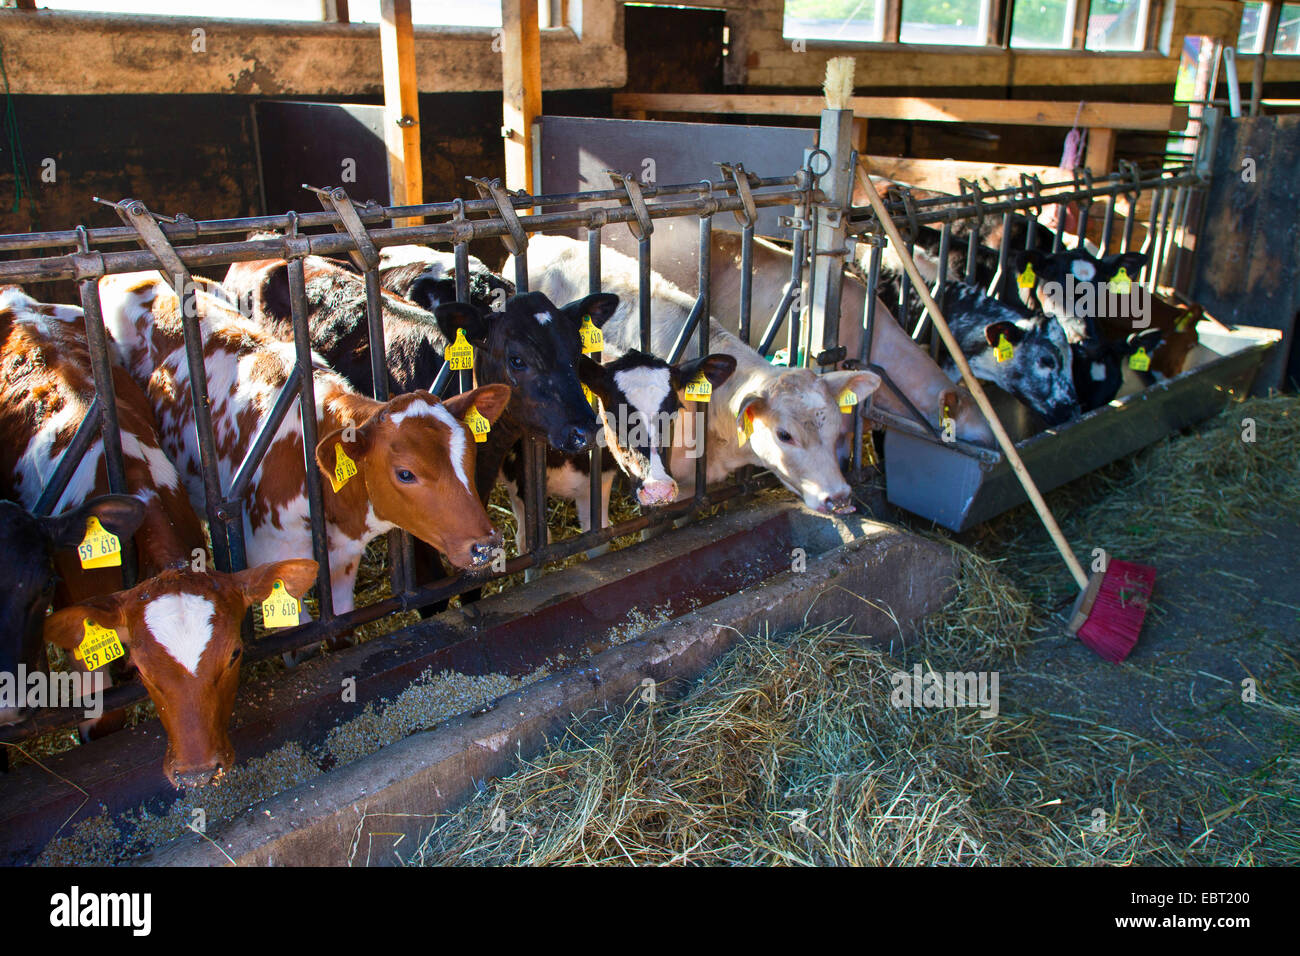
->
<box><xmin>0</xmin><ymin>287</ymin><xmax>207</xmax><ymax>605</ymax></box>
<box><xmin>376</xmin><ymin>245</ymin><xmax>515</xmax><ymax>317</ymax></box>
<box><xmin>98</xmin><ymin>273</ymin><xmax>512</xmax><ymax>614</ymax></box>
<box><xmin>0</xmin><ymin>495</ymin><xmax>144</xmax><ymax>728</ymax></box>
<box><xmin>45</xmin><ymin>558</ymin><xmax>318</xmax><ymax>788</ymax></box>
<box><xmin>1014</xmin><ymin>248</ymin><xmax>1203</xmax><ymax>379</ymax></box>
<box><xmin>516</xmin><ymin>236</ymin><xmax>881</xmax><ymax>515</ymax></box>
<box><xmin>499</xmin><ymin>349</ymin><xmax>737</xmax><ymax>547</ymax></box>
<box><xmin>874</xmin><ymin>255</ymin><xmax>1080</xmax><ymax>427</ymax></box>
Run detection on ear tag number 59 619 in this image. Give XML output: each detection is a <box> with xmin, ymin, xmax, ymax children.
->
<box><xmin>78</xmin><ymin>516</ymin><xmax>122</xmax><ymax>570</ymax></box>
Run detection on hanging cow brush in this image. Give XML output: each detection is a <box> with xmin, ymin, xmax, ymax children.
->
<box><xmin>830</xmin><ymin>63</ymin><xmax>1154</xmax><ymax>660</ymax></box>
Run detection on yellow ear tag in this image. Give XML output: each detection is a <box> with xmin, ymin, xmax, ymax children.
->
<box><xmin>1016</xmin><ymin>263</ymin><xmax>1036</xmax><ymax>289</ymax></box>
<box><xmin>837</xmin><ymin>387</ymin><xmax>858</xmax><ymax>414</ymax></box>
<box><xmin>464</xmin><ymin>405</ymin><xmax>491</xmax><ymax>443</ymax></box>
<box><xmin>582</xmin><ymin>383</ymin><xmax>598</xmax><ymax>409</ymax></box>
<box><xmin>995</xmin><ymin>334</ymin><xmax>1014</xmax><ymax>363</ymax></box>
<box><xmin>1176</xmin><ymin>313</ymin><xmax>1194</xmax><ymax>333</ymax></box>
<box><xmin>684</xmin><ymin>372</ymin><xmax>712</xmax><ymax>403</ymax></box>
<box><xmin>446</xmin><ymin>328</ymin><xmax>475</xmax><ymax>371</ymax></box>
<box><xmin>329</xmin><ymin>443</ymin><xmax>358</xmax><ymax>493</ymax></box>
<box><xmin>78</xmin><ymin>516</ymin><xmax>122</xmax><ymax>570</ymax></box>
<box><xmin>1108</xmin><ymin>267</ymin><xmax>1132</xmax><ymax>294</ymax></box>
<box><xmin>737</xmin><ymin>406</ymin><xmax>755</xmax><ymax>446</ymax></box>
<box><xmin>1129</xmin><ymin>347</ymin><xmax>1150</xmax><ymax>372</ymax></box>
<box><xmin>75</xmin><ymin>619</ymin><xmax>125</xmax><ymax>671</ymax></box>
<box><xmin>261</xmin><ymin>578</ymin><xmax>301</xmax><ymax>629</ymax></box>
<box><xmin>579</xmin><ymin>315</ymin><xmax>603</xmax><ymax>355</ymax></box>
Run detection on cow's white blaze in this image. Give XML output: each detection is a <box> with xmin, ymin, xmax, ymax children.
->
<box><xmin>144</xmin><ymin>593</ymin><xmax>216</xmax><ymax>676</ymax></box>
<box><xmin>534</xmin><ymin>311</ymin><xmax>552</xmax><ymax>326</ymax></box>
<box><xmin>427</xmin><ymin>402</ymin><xmax>471</xmax><ymax>493</ymax></box>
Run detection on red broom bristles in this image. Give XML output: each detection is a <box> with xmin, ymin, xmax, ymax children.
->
<box><xmin>1074</xmin><ymin>559</ymin><xmax>1157</xmax><ymax>663</ymax></box>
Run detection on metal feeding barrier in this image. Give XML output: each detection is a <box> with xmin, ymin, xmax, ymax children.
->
<box><xmin>0</xmin><ymin>102</ymin><xmax>1230</xmax><ymax>744</ymax></box>
<box><xmin>0</xmin><ymin>163</ymin><xmax>822</xmax><ymax>745</ymax></box>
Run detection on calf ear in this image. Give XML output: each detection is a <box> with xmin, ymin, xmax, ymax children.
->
<box><xmin>444</xmin><ymin>383</ymin><xmax>511</xmax><ymax>426</ymax></box>
<box><xmin>433</xmin><ymin>302</ymin><xmax>490</xmax><ymax>346</ymax></box>
<box><xmin>578</xmin><ymin>355</ymin><xmax>615</xmax><ymax>402</ymax></box>
<box><xmin>251</xmin><ymin>262</ymin><xmax>293</xmax><ymax>322</ymax></box>
<box><xmin>1012</xmin><ymin>249</ymin><xmax>1054</xmax><ymax>282</ymax></box>
<box><xmin>736</xmin><ymin>393</ymin><xmax>768</xmax><ymax>429</ymax></box>
<box><xmin>409</xmin><ymin>275</ymin><xmax>459</xmax><ymax>314</ymax></box>
<box><xmin>315</xmin><ymin>423</ymin><xmax>374</xmax><ymax>483</ymax></box>
<box><xmin>44</xmin><ymin>595</ymin><xmax>129</xmax><ymax>652</ymax></box>
<box><xmin>673</xmin><ymin>353</ymin><xmax>737</xmax><ymax>390</ymax></box>
<box><xmin>822</xmin><ymin>369</ymin><xmax>882</xmax><ymax>408</ymax></box>
<box><xmin>1125</xmin><ymin>328</ymin><xmax>1164</xmax><ymax>354</ymax></box>
<box><xmin>562</xmin><ymin>293</ymin><xmax>620</xmax><ymax>328</ymax></box>
<box><xmin>984</xmin><ymin>320</ymin><xmax>1025</xmax><ymax>347</ymax></box>
<box><xmin>232</xmin><ymin>558</ymin><xmax>319</xmax><ymax>607</ymax></box>
<box><xmin>40</xmin><ymin>494</ymin><xmax>146</xmax><ymax>552</ymax></box>
<box><xmin>1110</xmin><ymin>251</ymin><xmax>1148</xmax><ymax>276</ymax></box>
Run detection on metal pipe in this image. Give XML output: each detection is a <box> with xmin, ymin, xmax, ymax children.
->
<box><xmin>695</xmin><ymin>211</ymin><xmax>712</xmax><ymax>504</ymax></box>
<box><xmin>32</xmin><ymin>396</ymin><xmax>101</xmax><ymax>516</ymax></box>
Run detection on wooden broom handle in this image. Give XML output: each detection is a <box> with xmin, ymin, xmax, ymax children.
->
<box><xmin>855</xmin><ymin>161</ymin><xmax>1090</xmax><ymax>591</ymax></box>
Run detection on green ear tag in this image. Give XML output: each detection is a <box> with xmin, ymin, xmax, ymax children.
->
<box><xmin>995</xmin><ymin>334</ymin><xmax>1014</xmax><ymax>363</ymax></box>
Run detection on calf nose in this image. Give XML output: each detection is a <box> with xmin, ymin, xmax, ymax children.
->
<box><xmin>636</xmin><ymin>480</ymin><xmax>678</xmax><ymax>507</ymax></box>
<box><xmin>469</xmin><ymin>530</ymin><xmax>503</xmax><ymax>566</ymax></box>
<box><xmin>823</xmin><ymin>492</ymin><xmax>856</xmax><ymax>515</ymax></box>
<box><xmin>172</xmin><ymin>762</ymin><xmax>222</xmax><ymax>790</ymax></box>
<box><xmin>558</xmin><ymin>424</ymin><xmax>596</xmax><ymax>454</ymax></box>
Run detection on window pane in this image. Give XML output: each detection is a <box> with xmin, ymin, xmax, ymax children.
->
<box><xmin>1276</xmin><ymin>3</ymin><xmax>1300</xmax><ymax>53</ymax></box>
<box><xmin>36</xmin><ymin>0</ymin><xmax>323</xmax><ymax>17</ymax></box>
<box><xmin>1086</xmin><ymin>0</ymin><xmax>1149</xmax><ymax>51</ymax></box>
<box><xmin>1237</xmin><ymin>1</ymin><xmax>1267</xmax><ymax>53</ymax></box>
<box><xmin>1010</xmin><ymin>0</ymin><xmax>1074</xmax><ymax>48</ymax></box>
<box><xmin>783</xmin><ymin>0</ymin><xmax>882</xmax><ymax>42</ymax></box>
<box><xmin>348</xmin><ymin>0</ymin><xmax>502</xmax><ymax>26</ymax></box>
<box><xmin>900</xmin><ymin>0</ymin><xmax>988</xmax><ymax>45</ymax></box>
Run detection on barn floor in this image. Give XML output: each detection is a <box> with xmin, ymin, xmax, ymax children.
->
<box><xmin>413</xmin><ymin>393</ymin><xmax>1299</xmax><ymax>865</ymax></box>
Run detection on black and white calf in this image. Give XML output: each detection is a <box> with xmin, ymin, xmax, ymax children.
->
<box><xmin>499</xmin><ymin>349</ymin><xmax>737</xmax><ymax>548</ymax></box>
<box><xmin>377</xmin><ymin>245</ymin><xmax>516</xmax><ymax>319</ymax></box>
<box><xmin>879</xmin><ymin>261</ymin><xmax>1080</xmax><ymax>427</ymax></box>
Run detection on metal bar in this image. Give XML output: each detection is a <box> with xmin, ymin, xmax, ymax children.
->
<box><xmin>738</xmin><ymin>223</ymin><xmax>754</xmax><ymax>344</ymax></box>
<box><xmin>587</xmin><ymin>226</ymin><xmax>603</xmax><ymax>539</ymax></box>
<box><xmin>1100</xmin><ymin>190</ymin><xmax>1117</xmax><ymax>254</ymax></box>
<box><xmin>695</xmin><ymin>209</ymin><xmax>712</xmax><ymax>504</ymax></box>
<box><xmin>228</xmin><ymin>368</ymin><xmax>303</xmax><ymax>502</ymax></box>
<box><xmin>287</xmin><ymin>254</ymin><xmax>336</xmax><ymax>618</ymax></box>
<box><xmin>988</xmin><ymin>211</ymin><xmax>1013</xmax><ymax>302</ymax></box>
<box><xmin>32</xmin><ymin>396</ymin><xmax>101</xmax><ymax>516</ymax></box>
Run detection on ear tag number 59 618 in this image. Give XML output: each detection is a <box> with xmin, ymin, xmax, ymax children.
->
<box><xmin>261</xmin><ymin>579</ymin><xmax>301</xmax><ymax>629</ymax></box>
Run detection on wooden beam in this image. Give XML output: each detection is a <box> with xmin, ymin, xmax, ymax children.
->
<box><xmin>612</xmin><ymin>93</ymin><xmax>1189</xmax><ymax>132</ymax></box>
<box><xmin>14</xmin><ymin>0</ymin><xmax>37</xmax><ymax>9</ymax></box>
<box><xmin>862</xmin><ymin>156</ymin><xmax>1067</xmax><ymax>196</ymax></box>
<box><xmin>1083</xmin><ymin>126</ymin><xmax>1117</xmax><ymax>174</ymax></box>
<box><xmin>380</xmin><ymin>0</ymin><xmax>422</xmax><ymax>224</ymax></box>
<box><xmin>502</xmin><ymin>0</ymin><xmax>542</xmax><ymax>196</ymax></box>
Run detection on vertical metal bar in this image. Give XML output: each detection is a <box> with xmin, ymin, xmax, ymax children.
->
<box><xmin>853</xmin><ymin>237</ymin><xmax>883</xmax><ymax>482</ymax></box>
<box><xmin>695</xmin><ymin>212</ymin><xmax>711</xmax><ymax>503</ymax></box>
<box><xmin>287</xmin><ymin>255</ymin><xmax>335</xmax><ymax>619</ymax></box>
<box><xmin>1144</xmin><ymin>187</ymin><xmax>1171</xmax><ymax>291</ymax></box>
<box><xmin>898</xmin><ymin>236</ymin><xmax>914</xmax><ymax>334</ymax></box>
<box><xmin>965</xmin><ymin>225</ymin><xmax>978</xmax><ymax>282</ymax></box>
<box><xmin>637</xmin><ymin>236</ymin><xmax>652</xmax><ymax>352</ymax></box>
<box><xmin>514</xmin><ymin>247</ymin><xmax>529</xmax><ymax>294</ymax></box>
<box><xmin>454</xmin><ymin>241</ymin><xmax>472</xmax><ymax>397</ymax></box>
<box><xmin>1122</xmin><ymin>192</ymin><xmax>1138</xmax><ymax>254</ymax></box>
<box><xmin>587</xmin><ymin>227</ymin><xmax>602</xmax><ymax>537</ymax></box>
<box><xmin>1100</xmin><ymin>191</ymin><xmax>1117</xmax><ymax>254</ymax></box>
<box><xmin>738</xmin><ymin>223</ymin><xmax>754</xmax><ymax>345</ymax></box>
<box><xmin>1076</xmin><ymin>199</ymin><xmax>1091</xmax><ymax>250</ymax></box>
<box><xmin>988</xmin><ymin>211</ymin><xmax>1012</xmax><ymax>302</ymax></box>
<box><xmin>1169</xmin><ymin>185</ymin><xmax>1194</xmax><ymax>295</ymax></box>
<box><xmin>1157</xmin><ymin>186</ymin><xmax>1186</xmax><ymax>293</ymax></box>
<box><xmin>930</xmin><ymin>222</ymin><xmax>950</xmax><ymax>361</ymax></box>
<box><xmin>77</xmin><ymin>279</ymin><xmax>138</xmax><ymax>588</ymax></box>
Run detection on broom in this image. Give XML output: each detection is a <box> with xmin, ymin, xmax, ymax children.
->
<box><xmin>831</xmin><ymin>65</ymin><xmax>1154</xmax><ymax>661</ymax></box>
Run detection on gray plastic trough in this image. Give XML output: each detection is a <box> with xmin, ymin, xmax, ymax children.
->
<box><xmin>884</xmin><ymin>322</ymin><xmax>1283</xmax><ymax>532</ymax></box>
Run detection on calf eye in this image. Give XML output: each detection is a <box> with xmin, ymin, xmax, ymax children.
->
<box><xmin>1039</xmin><ymin>356</ymin><xmax>1056</xmax><ymax>370</ymax></box>
<box><xmin>396</xmin><ymin>469</ymin><xmax>416</xmax><ymax>483</ymax></box>
<box><xmin>229</xmin><ymin>648</ymin><xmax>242</xmax><ymax>666</ymax></box>
<box><xmin>776</xmin><ymin>429</ymin><xmax>794</xmax><ymax>444</ymax></box>
<box><xmin>508</xmin><ymin>355</ymin><xmax>526</xmax><ymax>371</ymax></box>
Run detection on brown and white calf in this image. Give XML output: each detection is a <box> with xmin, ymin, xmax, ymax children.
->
<box><xmin>45</xmin><ymin>559</ymin><xmax>318</xmax><ymax>788</ymax></box>
<box><xmin>516</xmin><ymin>237</ymin><xmax>881</xmax><ymax>515</ymax></box>
<box><xmin>0</xmin><ymin>287</ymin><xmax>207</xmax><ymax>605</ymax></box>
<box><xmin>98</xmin><ymin>273</ymin><xmax>512</xmax><ymax>614</ymax></box>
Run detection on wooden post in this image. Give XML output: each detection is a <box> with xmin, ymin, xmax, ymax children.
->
<box><xmin>1084</xmin><ymin>126</ymin><xmax>1117</xmax><ymax>174</ymax></box>
<box><xmin>502</xmin><ymin>0</ymin><xmax>542</xmax><ymax>196</ymax></box>
<box><xmin>321</xmin><ymin>0</ymin><xmax>349</xmax><ymax>22</ymax></box>
<box><xmin>380</xmin><ymin>0</ymin><xmax>422</xmax><ymax>225</ymax></box>
<box><xmin>852</xmin><ymin>116</ymin><xmax>869</xmax><ymax>153</ymax></box>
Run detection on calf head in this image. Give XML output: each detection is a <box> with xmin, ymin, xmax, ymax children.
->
<box><xmin>316</xmin><ymin>385</ymin><xmax>511</xmax><ymax>571</ymax></box>
<box><xmin>434</xmin><ymin>291</ymin><xmax>619</xmax><ymax>454</ymax></box>
<box><xmin>1072</xmin><ymin>327</ymin><xmax>1165</xmax><ymax>411</ymax></box>
<box><xmin>44</xmin><ymin>559</ymin><xmax>317</xmax><ymax>788</ymax></box>
<box><xmin>971</xmin><ymin>310</ymin><xmax>1079</xmax><ymax>427</ymax></box>
<box><xmin>0</xmin><ymin>495</ymin><xmax>145</xmax><ymax>726</ymax></box>
<box><xmin>737</xmin><ymin>368</ymin><xmax>881</xmax><ymax>515</ymax></box>
<box><xmin>579</xmin><ymin>350</ymin><xmax>737</xmax><ymax>507</ymax></box>
<box><xmin>1014</xmin><ymin>249</ymin><xmax>1149</xmax><ymax>338</ymax></box>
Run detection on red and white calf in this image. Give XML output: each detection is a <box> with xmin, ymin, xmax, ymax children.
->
<box><xmin>98</xmin><ymin>273</ymin><xmax>511</xmax><ymax>615</ymax></box>
<box><xmin>45</xmin><ymin>559</ymin><xmax>318</xmax><ymax>788</ymax></box>
<box><xmin>0</xmin><ymin>287</ymin><xmax>207</xmax><ymax>605</ymax></box>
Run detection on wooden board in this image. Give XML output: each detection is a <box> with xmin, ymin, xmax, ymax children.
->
<box><xmin>613</xmin><ymin>93</ymin><xmax>1188</xmax><ymax>132</ymax></box>
<box><xmin>502</xmin><ymin>0</ymin><xmax>542</xmax><ymax>195</ymax></box>
<box><xmin>379</xmin><ymin>0</ymin><xmax>422</xmax><ymax>224</ymax></box>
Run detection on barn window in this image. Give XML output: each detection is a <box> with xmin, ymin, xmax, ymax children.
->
<box><xmin>783</xmin><ymin>0</ymin><xmax>886</xmax><ymax>43</ymax></box>
<box><xmin>1238</xmin><ymin>1</ymin><xmax>1268</xmax><ymax>53</ymax></box>
<box><xmin>1085</xmin><ymin>0</ymin><xmax>1151</xmax><ymax>51</ymax></box>
<box><xmin>34</xmin><ymin>0</ymin><xmax>508</xmax><ymax>26</ymax></box>
<box><xmin>1009</xmin><ymin>0</ymin><xmax>1078</xmax><ymax>48</ymax></box>
<box><xmin>899</xmin><ymin>0</ymin><xmax>990</xmax><ymax>45</ymax></box>
<box><xmin>1275</xmin><ymin>2</ymin><xmax>1300</xmax><ymax>53</ymax></box>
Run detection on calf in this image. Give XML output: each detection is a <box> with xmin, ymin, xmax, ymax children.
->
<box><xmin>1014</xmin><ymin>248</ymin><xmax>1202</xmax><ymax>379</ymax></box>
<box><xmin>98</xmin><ymin>273</ymin><xmax>512</xmax><ymax>614</ymax></box>
<box><xmin>498</xmin><ymin>349</ymin><xmax>737</xmax><ymax>547</ymax></box>
<box><xmin>0</xmin><ymin>287</ymin><xmax>207</xmax><ymax>606</ymax></box>
<box><xmin>376</xmin><ymin>245</ymin><xmax>516</xmax><ymax>317</ymax></box>
<box><xmin>516</xmin><ymin>236</ymin><xmax>881</xmax><ymax>515</ymax></box>
<box><xmin>875</xmin><ymin>257</ymin><xmax>1080</xmax><ymax>427</ymax></box>
<box><xmin>0</xmin><ymin>495</ymin><xmax>144</xmax><ymax>728</ymax></box>
<box><xmin>45</xmin><ymin>558</ymin><xmax>317</xmax><ymax>788</ymax></box>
